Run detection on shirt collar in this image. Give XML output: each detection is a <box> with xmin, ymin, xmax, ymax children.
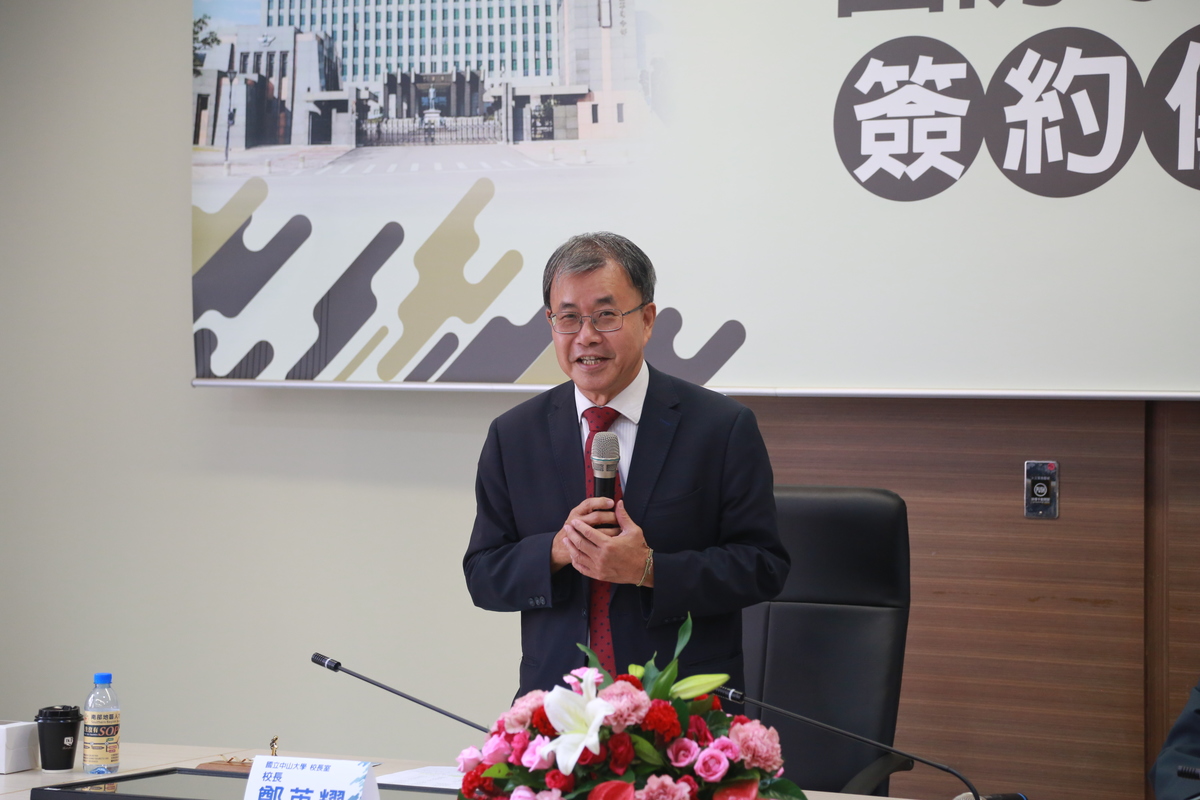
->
<box><xmin>574</xmin><ymin>360</ymin><xmax>649</xmax><ymax>425</ymax></box>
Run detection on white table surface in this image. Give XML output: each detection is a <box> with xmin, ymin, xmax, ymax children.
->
<box><xmin>0</xmin><ymin>743</ymin><xmax>910</xmax><ymax>800</ymax></box>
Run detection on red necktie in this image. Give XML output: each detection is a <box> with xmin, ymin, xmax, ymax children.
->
<box><xmin>582</xmin><ymin>406</ymin><xmax>621</xmax><ymax>676</ymax></box>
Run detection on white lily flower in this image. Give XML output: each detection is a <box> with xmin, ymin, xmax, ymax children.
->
<box><xmin>539</xmin><ymin>682</ymin><xmax>615</xmax><ymax>774</ymax></box>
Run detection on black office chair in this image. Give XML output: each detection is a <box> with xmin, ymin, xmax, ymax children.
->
<box><xmin>741</xmin><ymin>486</ymin><xmax>911</xmax><ymax>796</ymax></box>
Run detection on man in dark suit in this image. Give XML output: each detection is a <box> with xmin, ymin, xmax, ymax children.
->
<box><xmin>463</xmin><ymin>232</ymin><xmax>790</xmax><ymax>697</ymax></box>
<box><xmin>1152</xmin><ymin>676</ymin><xmax>1200</xmax><ymax>800</ymax></box>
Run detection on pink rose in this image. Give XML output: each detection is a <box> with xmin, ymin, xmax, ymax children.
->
<box><xmin>599</xmin><ymin>681</ymin><xmax>652</xmax><ymax>733</ymax></box>
<box><xmin>456</xmin><ymin>746</ymin><xmax>483</xmax><ymax>773</ymax></box>
<box><xmin>666</xmin><ymin>736</ymin><xmax>700</xmax><ymax>767</ymax></box>
<box><xmin>709</xmin><ymin>736</ymin><xmax>740</xmax><ymax>762</ymax></box>
<box><xmin>521</xmin><ymin>734</ymin><xmax>555</xmax><ymax>770</ymax></box>
<box><xmin>635</xmin><ymin>775</ymin><xmax>691</xmax><ymax>800</ymax></box>
<box><xmin>511</xmin><ymin>787</ymin><xmax>537</xmax><ymax>800</ymax></box>
<box><xmin>729</xmin><ymin>720</ymin><xmax>783</xmax><ymax>773</ymax></box>
<box><xmin>693</xmin><ymin>747</ymin><xmax>730</xmax><ymax>783</ymax></box>
<box><xmin>503</xmin><ymin>690</ymin><xmax>548</xmax><ymax>733</ymax></box>
<box><xmin>481</xmin><ymin>733</ymin><xmax>512</xmax><ymax>765</ymax></box>
<box><xmin>508</xmin><ymin>730</ymin><xmax>531</xmax><ymax>765</ymax></box>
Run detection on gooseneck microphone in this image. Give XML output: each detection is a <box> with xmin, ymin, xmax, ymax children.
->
<box><xmin>715</xmin><ymin>686</ymin><xmax>1014</xmax><ymax>800</ymax></box>
<box><xmin>311</xmin><ymin>653</ymin><xmax>489</xmax><ymax>733</ymax></box>
<box><xmin>591</xmin><ymin>431</ymin><xmax>619</xmax><ymax>528</ymax></box>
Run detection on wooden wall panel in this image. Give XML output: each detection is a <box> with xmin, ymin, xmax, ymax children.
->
<box><xmin>1159</xmin><ymin>403</ymin><xmax>1200</xmax><ymax>758</ymax></box>
<box><xmin>739</xmin><ymin>397</ymin><xmax>1146</xmax><ymax>800</ymax></box>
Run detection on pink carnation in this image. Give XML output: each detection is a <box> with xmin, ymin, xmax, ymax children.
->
<box><xmin>508</xmin><ymin>730</ymin><xmax>531</xmax><ymax>765</ymax></box>
<box><xmin>693</xmin><ymin>748</ymin><xmax>730</xmax><ymax>783</ymax></box>
<box><xmin>510</xmin><ymin>787</ymin><xmax>537</xmax><ymax>800</ymax></box>
<box><xmin>709</xmin><ymin>736</ymin><xmax>740</xmax><ymax>762</ymax></box>
<box><xmin>481</xmin><ymin>733</ymin><xmax>512</xmax><ymax>765</ymax></box>
<box><xmin>599</xmin><ymin>680</ymin><xmax>652</xmax><ymax>733</ymax></box>
<box><xmin>635</xmin><ymin>775</ymin><xmax>691</xmax><ymax>800</ymax></box>
<box><xmin>729</xmin><ymin>720</ymin><xmax>784</xmax><ymax>773</ymax></box>
<box><xmin>666</xmin><ymin>736</ymin><xmax>700</xmax><ymax>767</ymax></box>
<box><xmin>456</xmin><ymin>746</ymin><xmax>483</xmax><ymax>773</ymax></box>
<box><xmin>535</xmin><ymin>791</ymin><xmax>562</xmax><ymax>800</ymax></box>
<box><xmin>503</xmin><ymin>690</ymin><xmax>548</xmax><ymax>733</ymax></box>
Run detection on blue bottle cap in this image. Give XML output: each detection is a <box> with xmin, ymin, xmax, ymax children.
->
<box><xmin>94</xmin><ymin>672</ymin><xmax>112</xmax><ymax>684</ymax></box>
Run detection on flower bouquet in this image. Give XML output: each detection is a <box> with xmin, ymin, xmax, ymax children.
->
<box><xmin>456</xmin><ymin>617</ymin><xmax>806</xmax><ymax>800</ymax></box>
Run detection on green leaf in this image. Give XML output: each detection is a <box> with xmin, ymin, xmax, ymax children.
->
<box><xmin>705</xmin><ymin>709</ymin><xmax>731</xmax><ymax>738</ymax></box>
<box><xmin>670</xmin><ymin>698</ymin><xmax>690</xmax><ymax>736</ymax></box>
<box><xmin>481</xmin><ymin>764</ymin><xmax>511</xmax><ymax>779</ymax></box>
<box><xmin>631</xmin><ymin>762</ymin><xmax>659</xmax><ymax>779</ymax></box>
<box><xmin>757</xmin><ymin>778</ymin><xmax>808</xmax><ymax>800</ymax></box>
<box><xmin>629</xmin><ymin>733</ymin><xmax>664</xmax><ymax>766</ymax></box>
<box><xmin>576</xmin><ymin>643</ymin><xmax>614</xmax><ymax>688</ymax></box>
<box><xmin>640</xmin><ymin>653</ymin><xmax>661</xmax><ymax>693</ymax></box>
<box><xmin>672</xmin><ymin>614</ymin><xmax>694</xmax><ymax>661</ymax></box>
<box><xmin>647</xmin><ymin>659</ymin><xmax>679</xmax><ymax>700</ymax></box>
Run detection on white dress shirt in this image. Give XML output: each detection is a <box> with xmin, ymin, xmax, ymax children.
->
<box><xmin>573</xmin><ymin>360</ymin><xmax>649</xmax><ymax>489</ymax></box>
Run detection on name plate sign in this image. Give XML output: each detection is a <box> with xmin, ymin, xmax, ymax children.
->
<box><xmin>244</xmin><ymin>755</ymin><xmax>380</xmax><ymax>800</ymax></box>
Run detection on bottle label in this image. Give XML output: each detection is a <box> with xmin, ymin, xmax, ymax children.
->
<box><xmin>82</xmin><ymin>710</ymin><xmax>120</xmax><ymax>767</ymax></box>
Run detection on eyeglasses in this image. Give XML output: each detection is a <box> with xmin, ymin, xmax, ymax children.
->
<box><xmin>549</xmin><ymin>303</ymin><xmax>646</xmax><ymax>334</ymax></box>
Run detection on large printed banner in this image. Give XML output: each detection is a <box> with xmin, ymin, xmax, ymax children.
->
<box><xmin>191</xmin><ymin>0</ymin><xmax>1200</xmax><ymax>394</ymax></box>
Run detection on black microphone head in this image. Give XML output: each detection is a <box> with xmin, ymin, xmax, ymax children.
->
<box><xmin>591</xmin><ymin>431</ymin><xmax>619</xmax><ymax>463</ymax></box>
<box><xmin>312</xmin><ymin>653</ymin><xmax>341</xmax><ymax>672</ymax></box>
<box><xmin>1179</xmin><ymin>765</ymin><xmax>1200</xmax><ymax>780</ymax></box>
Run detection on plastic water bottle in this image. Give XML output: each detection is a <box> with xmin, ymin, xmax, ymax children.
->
<box><xmin>82</xmin><ymin>673</ymin><xmax>120</xmax><ymax>774</ymax></box>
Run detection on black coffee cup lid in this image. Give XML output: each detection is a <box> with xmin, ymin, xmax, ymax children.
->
<box><xmin>35</xmin><ymin>705</ymin><xmax>82</xmax><ymax>721</ymax></box>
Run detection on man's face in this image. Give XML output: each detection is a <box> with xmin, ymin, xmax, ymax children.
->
<box><xmin>547</xmin><ymin>261</ymin><xmax>656</xmax><ymax>407</ymax></box>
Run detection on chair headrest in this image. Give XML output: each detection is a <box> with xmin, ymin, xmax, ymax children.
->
<box><xmin>772</xmin><ymin>485</ymin><xmax>910</xmax><ymax>608</ymax></box>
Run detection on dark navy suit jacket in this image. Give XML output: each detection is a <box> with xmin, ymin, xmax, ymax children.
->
<box><xmin>463</xmin><ymin>364</ymin><xmax>791</xmax><ymax>697</ymax></box>
<box><xmin>1153</xmin><ymin>678</ymin><xmax>1200</xmax><ymax>800</ymax></box>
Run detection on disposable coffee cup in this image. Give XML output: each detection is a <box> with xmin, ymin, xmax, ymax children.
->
<box><xmin>35</xmin><ymin>705</ymin><xmax>82</xmax><ymax>772</ymax></box>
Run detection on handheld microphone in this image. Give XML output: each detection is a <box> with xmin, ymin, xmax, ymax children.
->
<box><xmin>591</xmin><ymin>431</ymin><xmax>619</xmax><ymax>528</ymax></box>
<box><xmin>1180</xmin><ymin>764</ymin><xmax>1200</xmax><ymax>780</ymax></box>
<box><xmin>311</xmin><ymin>652</ymin><xmax>489</xmax><ymax>733</ymax></box>
<box><xmin>715</xmin><ymin>686</ymin><xmax>1021</xmax><ymax>800</ymax></box>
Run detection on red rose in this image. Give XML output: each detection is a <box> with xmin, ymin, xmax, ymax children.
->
<box><xmin>531</xmin><ymin>706</ymin><xmax>557</xmax><ymax>737</ymax></box>
<box><xmin>641</xmin><ymin>699</ymin><xmax>683</xmax><ymax>742</ymax></box>
<box><xmin>615</xmin><ymin>674</ymin><xmax>644</xmax><ymax>691</ymax></box>
<box><xmin>713</xmin><ymin>780</ymin><xmax>759</xmax><ymax>800</ymax></box>
<box><xmin>731</xmin><ymin>715</ymin><xmax>751</xmax><ymax>726</ymax></box>
<box><xmin>696</xmin><ymin>694</ymin><xmax>722</xmax><ymax>712</ymax></box>
<box><xmin>588</xmin><ymin>781</ymin><xmax>635</xmax><ymax>800</ymax></box>
<box><xmin>687</xmin><ymin>715</ymin><xmax>713</xmax><ymax>746</ymax></box>
<box><xmin>577</xmin><ymin>742</ymin><xmax>608</xmax><ymax>767</ymax></box>
<box><xmin>545</xmin><ymin>770</ymin><xmax>575</xmax><ymax>792</ymax></box>
<box><xmin>678</xmin><ymin>775</ymin><xmax>700</xmax><ymax>800</ymax></box>
<box><xmin>607</xmin><ymin>732</ymin><xmax>634</xmax><ymax>775</ymax></box>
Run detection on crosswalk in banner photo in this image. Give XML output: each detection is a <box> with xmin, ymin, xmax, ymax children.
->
<box><xmin>191</xmin><ymin>0</ymin><xmax>1200</xmax><ymax>395</ymax></box>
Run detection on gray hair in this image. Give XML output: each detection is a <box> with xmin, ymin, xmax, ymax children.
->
<box><xmin>542</xmin><ymin>232</ymin><xmax>656</xmax><ymax>308</ymax></box>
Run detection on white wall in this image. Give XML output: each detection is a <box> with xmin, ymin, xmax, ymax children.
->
<box><xmin>0</xmin><ymin>0</ymin><xmax>524</xmax><ymax>762</ymax></box>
